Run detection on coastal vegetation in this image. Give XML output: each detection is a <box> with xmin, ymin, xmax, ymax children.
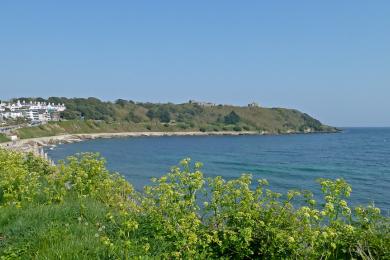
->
<box><xmin>4</xmin><ymin>97</ymin><xmax>338</xmax><ymax>141</ymax></box>
<box><xmin>0</xmin><ymin>134</ymin><xmax>9</xmax><ymax>143</ymax></box>
<box><xmin>0</xmin><ymin>149</ymin><xmax>388</xmax><ymax>259</ymax></box>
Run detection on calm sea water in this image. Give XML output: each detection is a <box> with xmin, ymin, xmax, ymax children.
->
<box><xmin>46</xmin><ymin>128</ymin><xmax>390</xmax><ymax>211</ymax></box>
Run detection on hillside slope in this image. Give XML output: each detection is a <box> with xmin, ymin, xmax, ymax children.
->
<box><xmin>9</xmin><ymin>98</ymin><xmax>338</xmax><ymax>139</ymax></box>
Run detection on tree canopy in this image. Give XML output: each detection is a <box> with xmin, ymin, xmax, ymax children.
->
<box><xmin>224</xmin><ymin>111</ymin><xmax>240</xmax><ymax>124</ymax></box>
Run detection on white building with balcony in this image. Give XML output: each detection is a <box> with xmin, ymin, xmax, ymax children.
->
<box><xmin>0</xmin><ymin>100</ymin><xmax>66</xmax><ymax>123</ymax></box>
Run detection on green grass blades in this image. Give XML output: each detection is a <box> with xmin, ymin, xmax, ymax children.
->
<box><xmin>0</xmin><ymin>198</ymin><xmax>110</xmax><ymax>259</ymax></box>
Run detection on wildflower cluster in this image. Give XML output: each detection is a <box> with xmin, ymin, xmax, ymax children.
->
<box><xmin>0</xmin><ymin>149</ymin><xmax>389</xmax><ymax>259</ymax></box>
<box><xmin>0</xmin><ymin>150</ymin><xmax>50</xmax><ymax>208</ymax></box>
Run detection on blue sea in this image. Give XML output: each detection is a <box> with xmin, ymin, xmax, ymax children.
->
<box><xmin>46</xmin><ymin>128</ymin><xmax>390</xmax><ymax>211</ymax></box>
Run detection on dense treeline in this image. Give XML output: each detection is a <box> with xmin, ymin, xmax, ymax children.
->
<box><xmin>11</xmin><ymin>97</ymin><xmax>336</xmax><ymax>134</ymax></box>
<box><xmin>0</xmin><ymin>149</ymin><xmax>388</xmax><ymax>258</ymax></box>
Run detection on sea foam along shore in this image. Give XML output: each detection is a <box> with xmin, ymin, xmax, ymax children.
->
<box><xmin>0</xmin><ymin>131</ymin><xmax>262</xmax><ymax>153</ymax></box>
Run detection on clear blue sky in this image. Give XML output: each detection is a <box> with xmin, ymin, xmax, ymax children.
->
<box><xmin>1</xmin><ymin>1</ymin><xmax>389</xmax><ymax>127</ymax></box>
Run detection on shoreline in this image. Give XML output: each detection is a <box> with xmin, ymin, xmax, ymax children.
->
<box><xmin>0</xmin><ymin>130</ymin><xmax>339</xmax><ymax>153</ymax></box>
<box><xmin>0</xmin><ymin>131</ymin><xmax>260</xmax><ymax>151</ymax></box>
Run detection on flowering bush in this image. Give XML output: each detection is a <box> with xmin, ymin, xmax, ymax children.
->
<box><xmin>0</xmin><ymin>150</ymin><xmax>50</xmax><ymax>208</ymax></box>
<box><xmin>0</xmin><ymin>149</ymin><xmax>389</xmax><ymax>259</ymax></box>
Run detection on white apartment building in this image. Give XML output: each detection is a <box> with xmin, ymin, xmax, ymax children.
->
<box><xmin>1</xmin><ymin>111</ymin><xmax>23</xmax><ymax>119</ymax></box>
<box><xmin>0</xmin><ymin>100</ymin><xmax>66</xmax><ymax>123</ymax></box>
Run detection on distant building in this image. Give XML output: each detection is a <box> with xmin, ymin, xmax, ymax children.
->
<box><xmin>248</xmin><ymin>102</ymin><xmax>260</xmax><ymax>108</ymax></box>
<box><xmin>2</xmin><ymin>111</ymin><xmax>23</xmax><ymax>119</ymax></box>
<box><xmin>50</xmin><ymin>112</ymin><xmax>61</xmax><ymax>121</ymax></box>
<box><xmin>189</xmin><ymin>100</ymin><xmax>216</xmax><ymax>107</ymax></box>
<box><xmin>0</xmin><ymin>100</ymin><xmax>66</xmax><ymax>123</ymax></box>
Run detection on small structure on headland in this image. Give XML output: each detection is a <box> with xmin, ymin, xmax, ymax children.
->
<box><xmin>248</xmin><ymin>102</ymin><xmax>260</xmax><ymax>108</ymax></box>
<box><xmin>188</xmin><ymin>100</ymin><xmax>216</xmax><ymax>107</ymax></box>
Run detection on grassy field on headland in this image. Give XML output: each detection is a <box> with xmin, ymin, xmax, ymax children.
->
<box><xmin>3</xmin><ymin>97</ymin><xmax>338</xmax><ymax>141</ymax></box>
<box><xmin>0</xmin><ymin>149</ymin><xmax>388</xmax><ymax>259</ymax></box>
<box><xmin>13</xmin><ymin>119</ymin><xmax>314</xmax><ymax>140</ymax></box>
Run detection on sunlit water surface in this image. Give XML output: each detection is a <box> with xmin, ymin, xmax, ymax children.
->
<box><xmin>46</xmin><ymin>128</ymin><xmax>390</xmax><ymax>211</ymax></box>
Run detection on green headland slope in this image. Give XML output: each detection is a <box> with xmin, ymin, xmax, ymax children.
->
<box><xmin>9</xmin><ymin>97</ymin><xmax>338</xmax><ymax>140</ymax></box>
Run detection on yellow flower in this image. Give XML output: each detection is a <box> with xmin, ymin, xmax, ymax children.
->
<box><xmin>339</xmin><ymin>200</ymin><xmax>347</xmax><ymax>208</ymax></box>
<box><xmin>325</xmin><ymin>203</ymin><xmax>334</xmax><ymax>212</ymax></box>
<box><xmin>143</xmin><ymin>243</ymin><xmax>150</xmax><ymax>252</ymax></box>
<box><xmin>345</xmin><ymin>225</ymin><xmax>354</xmax><ymax>233</ymax></box>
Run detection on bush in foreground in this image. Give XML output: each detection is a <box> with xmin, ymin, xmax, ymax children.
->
<box><xmin>0</xmin><ymin>149</ymin><xmax>389</xmax><ymax>259</ymax></box>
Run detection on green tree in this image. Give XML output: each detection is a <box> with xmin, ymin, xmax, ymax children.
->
<box><xmin>115</xmin><ymin>99</ymin><xmax>128</xmax><ymax>107</ymax></box>
<box><xmin>159</xmin><ymin>110</ymin><xmax>171</xmax><ymax>123</ymax></box>
<box><xmin>146</xmin><ymin>107</ymin><xmax>171</xmax><ymax>123</ymax></box>
<box><xmin>224</xmin><ymin>111</ymin><xmax>240</xmax><ymax>124</ymax></box>
<box><xmin>126</xmin><ymin>111</ymin><xmax>142</xmax><ymax>123</ymax></box>
<box><xmin>61</xmin><ymin>110</ymin><xmax>82</xmax><ymax>120</ymax></box>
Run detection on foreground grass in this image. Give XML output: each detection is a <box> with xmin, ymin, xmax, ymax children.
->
<box><xmin>0</xmin><ymin>149</ymin><xmax>389</xmax><ymax>259</ymax></box>
<box><xmin>0</xmin><ymin>197</ymin><xmax>109</xmax><ymax>259</ymax></box>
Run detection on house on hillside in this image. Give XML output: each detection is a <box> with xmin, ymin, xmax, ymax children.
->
<box><xmin>0</xmin><ymin>100</ymin><xmax>66</xmax><ymax>123</ymax></box>
<box><xmin>248</xmin><ymin>102</ymin><xmax>260</xmax><ymax>108</ymax></box>
<box><xmin>189</xmin><ymin>100</ymin><xmax>216</xmax><ymax>107</ymax></box>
